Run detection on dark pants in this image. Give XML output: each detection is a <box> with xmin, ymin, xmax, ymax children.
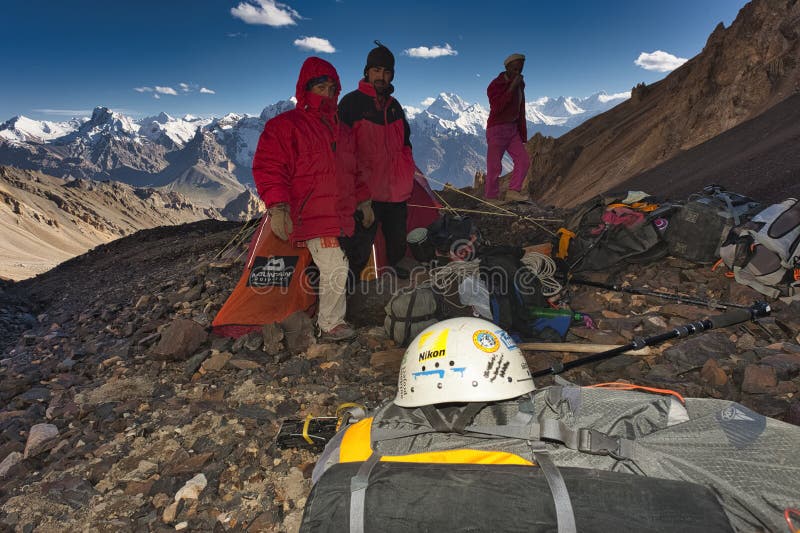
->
<box><xmin>373</xmin><ymin>200</ymin><xmax>408</xmax><ymax>268</ymax></box>
<box><xmin>340</xmin><ymin>201</ymin><xmax>408</xmax><ymax>279</ymax></box>
<box><xmin>340</xmin><ymin>211</ymin><xmax>378</xmax><ymax>283</ymax></box>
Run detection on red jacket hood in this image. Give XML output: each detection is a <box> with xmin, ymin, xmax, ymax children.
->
<box><xmin>295</xmin><ymin>57</ymin><xmax>341</xmax><ymax>110</ymax></box>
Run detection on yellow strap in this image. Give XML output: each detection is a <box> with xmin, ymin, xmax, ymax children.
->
<box><xmin>339</xmin><ymin>418</ymin><xmax>534</xmax><ymax>466</ymax></box>
<box><xmin>556</xmin><ymin>228</ymin><xmax>576</xmax><ymax>259</ymax></box>
<box><xmin>302</xmin><ymin>414</ymin><xmax>314</xmax><ymax>445</ymax></box>
<box><xmin>335</xmin><ymin>402</ymin><xmax>367</xmax><ymax>431</ymax></box>
<box><xmin>607</xmin><ymin>202</ymin><xmax>659</xmax><ymax>212</ymax></box>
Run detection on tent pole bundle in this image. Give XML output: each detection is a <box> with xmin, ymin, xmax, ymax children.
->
<box><xmin>531</xmin><ymin>301</ymin><xmax>771</xmax><ymax>378</ymax></box>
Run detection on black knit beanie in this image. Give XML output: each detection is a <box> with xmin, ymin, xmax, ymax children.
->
<box><xmin>364</xmin><ymin>40</ymin><xmax>395</xmax><ymax>76</ymax></box>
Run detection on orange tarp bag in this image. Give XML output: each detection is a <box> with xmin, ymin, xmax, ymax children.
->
<box><xmin>212</xmin><ymin>216</ymin><xmax>316</xmax><ymax>337</ymax></box>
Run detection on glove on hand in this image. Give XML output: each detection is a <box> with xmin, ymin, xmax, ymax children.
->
<box><xmin>357</xmin><ymin>200</ymin><xmax>375</xmax><ymax>228</ymax></box>
<box><xmin>269</xmin><ymin>204</ymin><xmax>292</xmax><ymax>241</ymax></box>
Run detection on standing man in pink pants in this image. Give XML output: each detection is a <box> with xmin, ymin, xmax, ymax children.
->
<box><xmin>485</xmin><ymin>53</ymin><xmax>531</xmax><ymax>202</ymax></box>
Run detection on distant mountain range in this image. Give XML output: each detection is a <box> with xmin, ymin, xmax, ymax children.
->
<box><xmin>0</xmin><ymin>90</ymin><xmax>629</xmax><ymax>200</ymax></box>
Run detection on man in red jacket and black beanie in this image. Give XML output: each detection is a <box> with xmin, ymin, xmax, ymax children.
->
<box><xmin>339</xmin><ymin>41</ymin><xmax>416</xmax><ymax>273</ymax></box>
<box><xmin>485</xmin><ymin>53</ymin><xmax>531</xmax><ymax>202</ymax></box>
<box><xmin>253</xmin><ymin>57</ymin><xmax>373</xmax><ymax>341</ymax></box>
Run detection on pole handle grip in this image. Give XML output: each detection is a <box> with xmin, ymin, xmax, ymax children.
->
<box><xmin>708</xmin><ymin>308</ymin><xmax>757</xmax><ymax>329</ymax></box>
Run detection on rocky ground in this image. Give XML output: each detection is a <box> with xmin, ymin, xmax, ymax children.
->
<box><xmin>0</xmin><ymin>206</ymin><xmax>799</xmax><ymax>532</ymax></box>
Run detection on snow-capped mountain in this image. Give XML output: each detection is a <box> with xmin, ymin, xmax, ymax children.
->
<box><xmin>0</xmin><ymin>89</ymin><xmax>628</xmax><ymax>198</ymax></box>
<box><xmin>139</xmin><ymin>112</ymin><xmax>212</xmax><ymax>148</ymax></box>
<box><xmin>0</xmin><ymin>115</ymin><xmax>86</xmax><ymax>144</ymax></box>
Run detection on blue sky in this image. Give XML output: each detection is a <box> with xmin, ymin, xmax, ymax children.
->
<box><xmin>1</xmin><ymin>0</ymin><xmax>748</xmax><ymax>121</ymax></box>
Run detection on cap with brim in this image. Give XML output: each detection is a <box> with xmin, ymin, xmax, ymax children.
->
<box><xmin>504</xmin><ymin>53</ymin><xmax>525</xmax><ymax>67</ymax></box>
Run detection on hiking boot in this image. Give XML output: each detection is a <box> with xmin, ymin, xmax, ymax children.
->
<box><xmin>503</xmin><ymin>189</ymin><xmax>530</xmax><ymax>203</ymax></box>
<box><xmin>319</xmin><ymin>323</ymin><xmax>356</xmax><ymax>342</ymax></box>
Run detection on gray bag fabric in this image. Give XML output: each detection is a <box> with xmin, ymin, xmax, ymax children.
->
<box><xmin>719</xmin><ymin>198</ymin><xmax>800</xmax><ymax>300</ymax></box>
<box><xmin>301</xmin><ymin>462</ymin><xmax>733</xmax><ymax>533</ymax></box>
<box><xmin>311</xmin><ymin>385</ymin><xmax>800</xmax><ymax>533</ymax></box>
<box><xmin>666</xmin><ymin>186</ymin><xmax>762</xmax><ymax>264</ymax></box>
<box><xmin>383</xmin><ymin>286</ymin><xmax>439</xmax><ymax>347</ymax></box>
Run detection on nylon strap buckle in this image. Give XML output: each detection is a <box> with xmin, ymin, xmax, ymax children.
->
<box><xmin>577</xmin><ymin>428</ymin><xmax>627</xmax><ymax>459</ymax></box>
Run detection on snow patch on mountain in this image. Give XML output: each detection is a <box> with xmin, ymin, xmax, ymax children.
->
<box><xmin>139</xmin><ymin>112</ymin><xmax>212</xmax><ymax>147</ymax></box>
<box><xmin>0</xmin><ymin>116</ymin><xmax>85</xmax><ymax>144</ymax></box>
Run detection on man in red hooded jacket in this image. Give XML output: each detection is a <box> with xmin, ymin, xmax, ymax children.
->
<box><xmin>485</xmin><ymin>53</ymin><xmax>531</xmax><ymax>202</ymax></box>
<box><xmin>253</xmin><ymin>57</ymin><xmax>373</xmax><ymax>341</ymax></box>
<box><xmin>339</xmin><ymin>41</ymin><xmax>416</xmax><ymax>270</ymax></box>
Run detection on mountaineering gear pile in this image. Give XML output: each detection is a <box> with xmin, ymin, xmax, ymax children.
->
<box><xmin>302</xmin><ymin>317</ymin><xmax>800</xmax><ymax>532</ymax></box>
<box><xmin>307</xmin><ymin>384</ymin><xmax>800</xmax><ymax>533</ymax></box>
<box><xmin>253</xmin><ymin>57</ymin><xmax>369</xmax><ymax>245</ymax></box>
<box><xmin>720</xmin><ymin>197</ymin><xmax>800</xmax><ymax>299</ymax></box>
<box><xmin>555</xmin><ymin>193</ymin><xmax>672</xmax><ymax>273</ymax></box>
<box><xmin>338</xmin><ymin>79</ymin><xmax>415</xmax><ymax>204</ymax></box>
<box><xmin>665</xmin><ymin>186</ymin><xmax>762</xmax><ymax>264</ymax></box>
<box><xmin>211</xmin><ymin>217</ymin><xmax>315</xmax><ymax>337</ymax></box>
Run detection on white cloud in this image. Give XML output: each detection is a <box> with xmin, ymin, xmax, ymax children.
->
<box><xmin>200</xmin><ymin>87</ymin><xmax>216</xmax><ymax>94</ymax></box>
<box><xmin>179</xmin><ymin>82</ymin><xmax>191</xmax><ymax>92</ymax></box>
<box><xmin>293</xmin><ymin>36</ymin><xmax>336</xmax><ymax>53</ymax></box>
<box><xmin>231</xmin><ymin>0</ymin><xmax>301</xmax><ymax>27</ymax></box>
<box><xmin>155</xmin><ymin>86</ymin><xmax>178</xmax><ymax>96</ymax></box>
<box><xmin>403</xmin><ymin>105</ymin><xmax>421</xmax><ymax>117</ymax></box>
<box><xmin>226</xmin><ymin>32</ymin><xmax>247</xmax><ymax>38</ymax></box>
<box><xmin>634</xmin><ymin>50</ymin><xmax>688</xmax><ymax>72</ymax></box>
<box><xmin>598</xmin><ymin>91</ymin><xmax>631</xmax><ymax>103</ymax></box>
<box><xmin>154</xmin><ymin>94</ymin><xmax>161</xmax><ymax>100</ymax></box>
<box><xmin>421</xmin><ymin>97</ymin><xmax>435</xmax><ymax>107</ymax></box>
<box><xmin>32</xmin><ymin>108</ymin><xmax>92</xmax><ymax>116</ymax></box>
<box><xmin>134</xmin><ymin>87</ymin><xmax>153</xmax><ymax>93</ymax></box>
<box><xmin>403</xmin><ymin>43</ymin><xmax>457</xmax><ymax>59</ymax></box>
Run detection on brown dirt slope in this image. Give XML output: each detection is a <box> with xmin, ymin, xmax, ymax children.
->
<box><xmin>615</xmin><ymin>93</ymin><xmax>800</xmax><ymax>201</ymax></box>
<box><xmin>527</xmin><ymin>0</ymin><xmax>800</xmax><ymax>208</ymax></box>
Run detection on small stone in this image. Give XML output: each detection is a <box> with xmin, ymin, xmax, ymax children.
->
<box><xmin>700</xmin><ymin>359</ymin><xmax>728</xmax><ymax>387</ymax></box>
<box><xmin>227</xmin><ymin>359</ymin><xmax>262</xmax><ymax>370</ymax></box>
<box><xmin>175</xmin><ymin>473</ymin><xmax>207</xmax><ymax>502</ymax></box>
<box><xmin>281</xmin><ymin>311</ymin><xmax>315</xmax><ymax>354</ymax></box>
<box><xmin>162</xmin><ymin>501</ymin><xmax>179</xmax><ymax>523</ymax></box>
<box><xmin>202</xmin><ymin>351</ymin><xmax>232</xmax><ymax>372</ymax></box>
<box><xmin>135</xmin><ymin>295</ymin><xmax>152</xmax><ymax>309</ymax></box>
<box><xmin>175</xmin><ymin>521</ymin><xmax>188</xmax><ymax>530</ymax></box>
<box><xmin>741</xmin><ymin>365</ymin><xmax>778</xmax><ymax>394</ymax></box>
<box><xmin>369</xmin><ymin>349</ymin><xmax>405</xmax><ymax>371</ymax></box>
<box><xmin>0</xmin><ymin>451</ymin><xmax>23</xmax><ymax>478</ymax></box>
<box><xmin>153</xmin><ymin>319</ymin><xmax>208</xmax><ymax>360</ymax></box>
<box><xmin>306</xmin><ymin>343</ymin><xmax>339</xmax><ymax>360</ymax></box>
<box><xmin>24</xmin><ymin>423</ymin><xmax>59</xmax><ymax>458</ymax></box>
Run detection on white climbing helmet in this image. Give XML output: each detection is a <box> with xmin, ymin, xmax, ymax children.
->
<box><xmin>395</xmin><ymin>317</ymin><xmax>535</xmax><ymax>407</ymax></box>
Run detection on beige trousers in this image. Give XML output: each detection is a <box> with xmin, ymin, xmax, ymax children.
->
<box><xmin>306</xmin><ymin>238</ymin><xmax>349</xmax><ymax>332</ymax></box>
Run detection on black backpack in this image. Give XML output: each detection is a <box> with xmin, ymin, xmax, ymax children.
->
<box><xmin>556</xmin><ymin>193</ymin><xmax>673</xmax><ymax>274</ymax></box>
<box><xmin>665</xmin><ymin>185</ymin><xmax>762</xmax><ymax>264</ymax></box>
<box><xmin>479</xmin><ymin>247</ymin><xmax>546</xmax><ymax>338</ymax></box>
<box><xmin>427</xmin><ymin>213</ymin><xmax>481</xmax><ymax>261</ymax></box>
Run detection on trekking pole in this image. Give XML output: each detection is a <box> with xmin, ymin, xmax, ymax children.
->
<box><xmin>531</xmin><ymin>301</ymin><xmax>771</xmax><ymax>378</ymax></box>
<box><xmin>570</xmin><ymin>277</ymin><xmax>751</xmax><ymax>310</ymax></box>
